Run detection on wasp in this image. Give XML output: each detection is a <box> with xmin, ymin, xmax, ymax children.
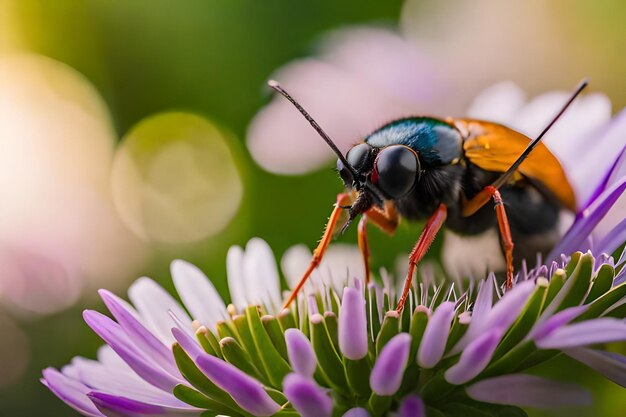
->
<box><xmin>268</xmin><ymin>79</ymin><xmax>587</xmax><ymax>312</ymax></box>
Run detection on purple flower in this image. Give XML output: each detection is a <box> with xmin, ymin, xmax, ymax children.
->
<box><xmin>43</xmin><ymin>237</ymin><xmax>626</xmax><ymax>416</ymax></box>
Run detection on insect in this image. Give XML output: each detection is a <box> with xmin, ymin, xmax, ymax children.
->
<box><xmin>268</xmin><ymin>79</ymin><xmax>587</xmax><ymax>312</ymax></box>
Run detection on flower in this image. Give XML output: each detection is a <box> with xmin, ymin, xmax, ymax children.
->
<box><xmin>43</xmin><ymin>237</ymin><xmax>626</xmax><ymax>416</ymax></box>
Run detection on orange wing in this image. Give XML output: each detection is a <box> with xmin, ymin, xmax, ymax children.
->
<box><xmin>455</xmin><ymin>119</ymin><xmax>576</xmax><ymax>211</ymax></box>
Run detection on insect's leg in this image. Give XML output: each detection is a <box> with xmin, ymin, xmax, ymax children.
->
<box><xmin>491</xmin><ymin>189</ymin><xmax>515</xmax><ymax>289</ymax></box>
<box><xmin>282</xmin><ymin>193</ymin><xmax>351</xmax><ymax>309</ymax></box>
<box><xmin>396</xmin><ymin>204</ymin><xmax>447</xmax><ymax>313</ymax></box>
<box><xmin>358</xmin><ymin>203</ymin><xmax>400</xmax><ymax>284</ymax></box>
<box><xmin>461</xmin><ymin>186</ymin><xmax>515</xmax><ymax>289</ymax></box>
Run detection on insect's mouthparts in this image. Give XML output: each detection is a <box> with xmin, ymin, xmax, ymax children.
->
<box><xmin>340</xmin><ymin>191</ymin><xmax>373</xmax><ymax>235</ymax></box>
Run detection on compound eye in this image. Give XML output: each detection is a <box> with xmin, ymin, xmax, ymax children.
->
<box><xmin>374</xmin><ymin>145</ymin><xmax>419</xmax><ymax>199</ymax></box>
<box><xmin>336</xmin><ymin>158</ymin><xmax>353</xmax><ymax>185</ymax></box>
<box><xmin>346</xmin><ymin>143</ymin><xmax>373</xmax><ymax>172</ymax></box>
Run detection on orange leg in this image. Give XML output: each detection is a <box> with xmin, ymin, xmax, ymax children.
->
<box><xmin>492</xmin><ymin>190</ymin><xmax>515</xmax><ymax>289</ymax></box>
<box><xmin>282</xmin><ymin>193</ymin><xmax>351</xmax><ymax>309</ymax></box>
<box><xmin>357</xmin><ymin>203</ymin><xmax>400</xmax><ymax>284</ymax></box>
<box><xmin>462</xmin><ymin>186</ymin><xmax>515</xmax><ymax>289</ymax></box>
<box><xmin>396</xmin><ymin>204</ymin><xmax>447</xmax><ymax>313</ymax></box>
<box><xmin>357</xmin><ymin>203</ymin><xmax>400</xmax><ymax>285</ymax></box>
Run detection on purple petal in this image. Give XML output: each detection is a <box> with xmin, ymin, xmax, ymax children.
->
<box><xmin>398</xmin><ymin>394</ymin><xmax>425</xmax><ymax>417</ymax></box>
<box><xmin>283</xmin><ymin>373</ymin><xmax>333</xmax><ymax>417</ymax></box>
<box><xmin>195</xmin><ymin>351</ymin><xmax>280</xmax><ymax>416</ymax></box>
<box><xmin>343</xmin><ymin>407</ymin><xmax>371</xmax><ymax>417</ymax></box>
<box><xmin>418</xmin><ymin>301</ymin><xmax>456</xmax><ymax>368</ymax></box>
<box><xmin>565</xmin><ymin>347</ymin><xmax>626</xmax><ymax>387</ymax></box>
<box><xmin>578</xmin><ymin>110</ymin><xmax>626</xmax><ymax>209</ymax></box>
<box><xmin>467</xmin><ymin>374</ymin><xmax>591</xmax><ymax>408</ymax></box>
<box><xmin>536</xmin><ymin>318</ymin><xmax>626</xmax><ymax>349</ymax></box>
<box><xmin>83</xmin><ymin>310</ymin><xmax>183</xmax><ymax>391</ymax></box>
<box><xmin>285</xmin><ymin>328</ymin><xmax>317</xmax><ymax>378</ymax></box>
<box><xmin>530</xmin><ymin>305</ymin><xmax>588</xmax><ymax>341</ymax></box>
<box><xmin>99</xmin><ymin>290</ymin><xmax>180</xmax><ymax>377</ymax></box>
<box><xmin>445</xmin><ymin>328</ymin><xmax>503</xmax><ymax>385</ymax></box>
<box><xmin>41</xmin><ymin>368</ymin><xmax>104</xmax><ymax>417</ymax></box>
<box><xmin>171</xmin><ymin>327</ymin><xmax>204</xmax><ymax>361</ymax></box>
<box><xmin>65</xmin><ymin>357</ymin><xmax>188</xmax><ymax>408</ymax></box>
<box><xmin>370</xmin><ymin>333</ymin><xmax>411</xmax><ymax>396</ymax></box>
<box><xmin>87</xmin><ymin>392</ymin><xmax>164</xmax><ymax>416</ymax></box>
<box><xmin>338</xmin><ymin>287</ymin><xmax>368</xmax><ymax>360</ymax></box>
<box><xmin>451</xmin><ymin>280</ymin><xmax>534</xmax><ymax>355</ymax></box>
<box><xmin>549</xmin><ymin>177</ymin><xmax>626</xmax><ymax>260</ymax></box>
<box><xmin>597</xmin><ymin>216</ymin><xmax>626</xmax><ymax>255</ymax></box>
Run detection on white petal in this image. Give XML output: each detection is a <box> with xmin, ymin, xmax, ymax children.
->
<box><xmin>243</xmin><ymin>238</ymin><xmax>281</xmax><ymax>309</ymax></box>
<box><xmin>171</xmin><ymin>260</ymin><xmax>227</xmax><ymax>330</ymax></box>
<box><xmin>281</xmin><ymin>244</ymin><xmax>319</xmax><ymax>292</ymax></box>
<box><xmin>467</xmin><ymin>374</ymin><xmax>591</xmax><ymax>408</ymax></box>
<box><xmin>466</xmin><ymin>81</ymin><xmax>526</xmax><ymax>125</ymax></box>
<box><xmin>512</xmin><ymin>91</ymin><xmax>612</xmax><ymax>208</ymax></box>
<box><xmin>128</xmin><ymin>277</ymin><xmax>192</xmax><ymax>344</ymax></box>
<box><xmin>96</xmin><ymin>346</ymin><xmax>132</xmax><ymax>373</ymax></box>
<box><xmin>319</xmin><ymin>244</ymin><xmax>364</xmax><ymax>293</ymax></box>
<box><xmin>226</xmin><ymin>245</ymin><xmax>247</xmax><ymax>309</ymax></box>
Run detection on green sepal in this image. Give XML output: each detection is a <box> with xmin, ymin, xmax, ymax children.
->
<box><xmin>216</xmin><ymin>320</ymin><xmax>237</xmax><ymax>340</ymax></box>
<box><xmin>409</xmin><ymin>307</ymin><xmax>429</xmax><ymax>359</ymax></box>
<box><xmin>516</xmin><ymin>349</ymin><xmax>560</xmax><ymax>370</ymax></box>
<box><xmin>195</xmin><ymin>328</ymin><xmax>218</xmax><ymax>357</ymax></box>
<box><xmin>376</xmin><ymin>311</ymin><xmax>400</xmax><ymax>355</ymax></box>
<box><xmin>262</xmin><ymin>314</ymin><xmax>289</xmax><ymax>360</ymax></box>
<box><xmin>277</xmin><ymin>308</ymin><xmax>296</xmax><ymax>332</ymax></box>
<box><xmin>245</xmin><ymin>306</ymin><xmax>291</xmax><ymax>388</ymax></box>
<box><xmin>344</xmin><ymin>356</ymin><xmax>372</xmax><ymax>398</ymax></box>
<box><xmin>219</xmin><ymin>336</ymin><xmax>266</xmax><ymax>382</ymax></box>
<box><xmin>578</xmin><ymin>282</ymin><xmax>626</xmax><ymax>321</ymax></box>
<box><xmin>324</xmin><ymin>311</ymin><xmax>340</xmax><ymax>352</ymax></box>
<box><xmin>492</xmin><ymin>279</ymin><xmax>548</xmax><ymax>360</ymax></box>
<box><xmin>171</xmin><ymin>343</ymin><xmax>240</xmax><ymax>410</ymax></box>
<box><xmin>232</xmin><ymin>314</ymin><xmax>268</xmax><ymax>381</ymax></box>
<box><xmin>564</xmin><ymin>251</ymin><xmax>583</xmax><ymax>276</ymax></box>
<box><xmin>479</xmin><ymin>340</ymin><xmax>536</xmax><ymax>379</ymax></box>
<box><xmin>554</xmin><ymin>252</ymin><xmax>594</xmax><ymax>312</ymax></box>
<box><xmin>540</xmin><ymin>269</ymin><xmax>565</xmax><ymax>313</ymax></box>
<box><xmin>264</xmin><ymin>386</ymin><xmax>287</xmax><ymax>406</ymax></box>
<box><xmin>420</xmin><ymin>370</ymin><xmax>455</xmax><ymax>403</ymax></box>
<box><xmin>367</xmin><ymin>393</ymin><xmax>392</xmax><ymax>417</ymax></box>
<box><xmin>173</xmin><ymin>384</ymin><xmax>242</xmax><ymax>416</ymax></box>
<box><xmin>310</xmin><ymin>313</ymin><xmax>349</xmax><ymax>391</ymax></box>
<box><xmin>584</xmin><ymin>264</ymin><xmax>615</xmax><ymax>303</ymax></box>
<box><xmin>400</xmin><ymin>295</ymin><xmax>412</xmax><ymax>332</ymax></box>
<box><xmin>198</xmin><ymin>328</ymin><xmax>223</xmax><ymax>359</ymax></box>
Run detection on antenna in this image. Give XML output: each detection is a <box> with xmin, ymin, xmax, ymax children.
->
<box><xmin>268</xmin><ymin>80</ymin><xmax>359</xmax><ymax>179</ymax></box>
<box><xmin>492</xmin><ymin>79</ymin><xmax>589</xmax><ymax>189</ymax></box>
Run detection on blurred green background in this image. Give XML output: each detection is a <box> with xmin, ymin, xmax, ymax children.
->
<box><xmin>0</xmin><ymin>1</ymin><xmax>625</xmax><ymax>416</ymax></box>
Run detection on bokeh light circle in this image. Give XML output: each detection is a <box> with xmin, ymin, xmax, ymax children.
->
<box><xmin>112</xmin><ymin>112</ymin><xmax>244</xmax><ymax>244</ymax></box>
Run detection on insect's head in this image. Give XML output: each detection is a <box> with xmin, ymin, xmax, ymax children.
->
<box><xmin>337</xmin><ymin>142</ymin><xmax>420</xmax><ymax>202</ymax></box>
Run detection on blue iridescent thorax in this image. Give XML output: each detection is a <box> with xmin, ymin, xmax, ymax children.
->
<box><xmin>365</xmin><ymin>117</ymin><xmax>463</xmax><ymax>166</ymax></box>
